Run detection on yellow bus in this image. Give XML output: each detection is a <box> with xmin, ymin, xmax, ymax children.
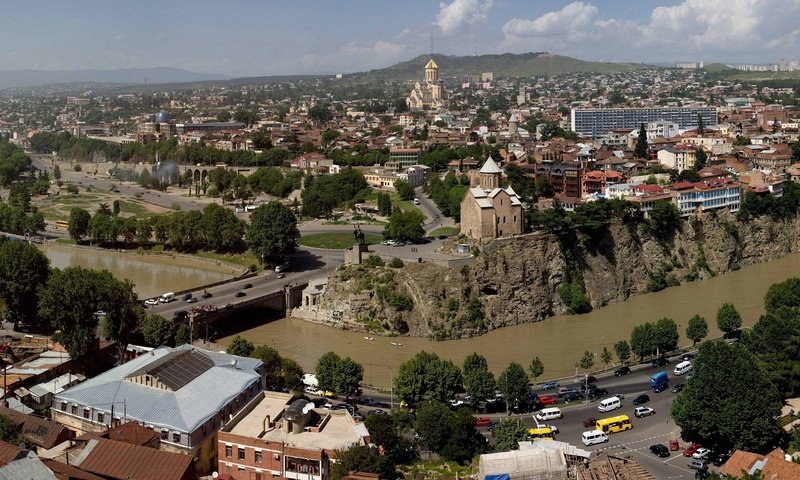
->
<box><xmin>595</xmin><ymin>415</ymin><xmax>632</xmax><ymax>434</ymax></box>
<box><xmin>527</xmin><ymin>426</ymin><xmax>555</xmax><ymax>440</ymax></box>
<box><xmin>56</xmin><ymin>220</ymin><xmax>69</xmax><ymax>229</ymax></box>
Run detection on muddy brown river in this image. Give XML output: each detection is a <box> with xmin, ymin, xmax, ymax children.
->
<box><xmin>219</xmin><ymin>254</ymin><xmax>800</xmax><ymax>390</ymax></box>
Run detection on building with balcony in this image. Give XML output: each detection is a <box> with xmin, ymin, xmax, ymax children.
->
<box><xmin>218</xmin><ymin>392</ymin><xmax>370</xmax><ymax>480</ymax></box>
<box><xmin>571</xmin><ymin>107</ymin><xmax>717</xmax><ymax>137</ymax></box>
<box><xmin>671</xmin><ymin>179</ymin><xmax>741</xmax><ymax>217</ymax></box>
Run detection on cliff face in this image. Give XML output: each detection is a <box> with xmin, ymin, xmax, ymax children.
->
<box><xmin>310</xmin><ymin>212</ymin><xmax>800</xmax><ymax>339</ymax></box>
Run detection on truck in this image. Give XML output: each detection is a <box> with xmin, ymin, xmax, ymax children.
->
<box><xmin>650</xmin><ymin>371</ymin><xmax>669</xmax><ymax>392</ymax></box>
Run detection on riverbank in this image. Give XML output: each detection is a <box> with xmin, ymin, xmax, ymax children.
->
<box><xmin>42</xmin><ymin>242</ymin><xmax>244</xmax><ymax>298</ymax></box>
<box><xmin>218</xmin><ymin>252</ymin><xmax>800</xmax><ymax>389</ymax></box>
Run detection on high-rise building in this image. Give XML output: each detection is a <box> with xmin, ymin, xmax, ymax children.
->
<box><xmin>571</xmin><ymin>107</ymin><xmax>717</xmax><ymax>137</ymax></box>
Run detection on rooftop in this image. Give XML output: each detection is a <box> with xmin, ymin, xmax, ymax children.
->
<box><xmin>55</xmin><ymin>345</ymin><xmax>263</xmax><ymax>434</ymax></box>
<box><xmin>71</xmin><ymin>438</ymin><xmax>194</xmax><ymax>480</ymax></box>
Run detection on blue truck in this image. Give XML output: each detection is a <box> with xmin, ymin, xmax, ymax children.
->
<box><xmin>650</xmin><ymin>371</ymin><xmax>669</xmax><ymax>392</ymax></box>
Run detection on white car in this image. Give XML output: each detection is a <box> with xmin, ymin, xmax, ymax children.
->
<box><xmin>692</xmin><ymin>448</ymin><xmax>711</xmax><ymax>460</ymax></box>
<box><xmin>304</xmin><ymin>385</ymin><xmax>319</xmax><ymax>395</ymax></box>
<box><xmin>144</xmin><ymin>299</ymin><xmax>159</xmax><ymax>306</ymax></box>
<box><xmin>634</xmin><ymin>406</ymin><xmax>655</xmax><ymax>418</ymax></box>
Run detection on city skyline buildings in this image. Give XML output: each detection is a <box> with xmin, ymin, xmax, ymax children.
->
<box><xmin>0</xmin><ymin>1</ymin><xmax>799</xmax><ymax>77</ymax></box>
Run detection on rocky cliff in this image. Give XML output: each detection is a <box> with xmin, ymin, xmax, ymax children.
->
<box><xmin>307</xmin><ymin>211</ymin><xmax>800</xmax><ymax>339</ymax></box>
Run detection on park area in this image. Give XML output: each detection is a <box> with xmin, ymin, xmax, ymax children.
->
<box><xmin>299</xmin><ymin>232</ymin><xmax>383</xmax><ymax>250</ymax></box>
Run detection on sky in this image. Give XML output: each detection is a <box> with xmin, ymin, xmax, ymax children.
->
<box><xmin>2</xmin><ymin>0</ymin><xmax>799</xmax><ymax>76</ymax></box>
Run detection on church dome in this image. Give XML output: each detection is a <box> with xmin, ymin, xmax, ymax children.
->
<box><xmin>155</xmin><ymin>110</ymin><xmax>171</xmax><ymax>123</ymax></box>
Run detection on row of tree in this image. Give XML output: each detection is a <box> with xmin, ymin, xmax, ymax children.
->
<box><xmin>428</xmin><ymin>170</ymin><xmax>469</xmax><ymax>221</ymax></box>
<box><xmin>66</xmin><ymin>200</ymin><xmax>299</xmax><ymax>263</ymax></box>
<box><xmin>0</xmin><ymin>139</ymin><xmax>32</xmax><ymax>187</ymax></box>
<box><xmin>301</xmin><ymin>169</ymin><xmax>368</xmax><ymax>218</ymax></box>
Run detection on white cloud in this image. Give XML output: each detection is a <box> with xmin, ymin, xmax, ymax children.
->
<box><xmin>300</xmin><ymin>41</ymin><xmax>410</xmax><ymax>73</ymax></box>
<box><xmin>436</xmin><ymin>0</ymin><xmax>494</xmax><ymax>35</ymax></box>
<box><xmin>499</xmin><ymin>0</ymin><xmax>800</xmax><ymax>63</ymax></box>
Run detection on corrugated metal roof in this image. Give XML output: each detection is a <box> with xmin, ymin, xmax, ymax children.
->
<box><xmin>55</xmin><ymin>345</ymin><xmax>263</xmax><ymax>434</ymax></box>
<box><xmin>75</xmin><ymin>438</ymin><xmax>194</xmax><ymax>480</ymax></box>
<box><xmin>0</xmin><ymin>405</ymin><xmax>71</xmax><ymax>449</ymax></box>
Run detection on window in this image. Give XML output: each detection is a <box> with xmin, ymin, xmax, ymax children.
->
<box><xmin>238</xmin><ymin>447</ymin><xmax>245</xmax><ymax>460</ymax></box>
<box><xmin>97</xmin><ymin>413</ymin><xmax>104</xmax><ymax>423</ymax></box>
<box><xmin>255</xmin><ymin>451</ymin><xmax>262</xmax><ymax>463</ymax></box>
<box><xmin>255</xmin><ymin>474</ymin><xmax>263</xmax><ymax>480</ymax></box>
<box><xmin>172</xmin><ymin>432</ymin><xmax>181</xmax><ymax>443</ymax></box>
<box><xmin>160</xmin><ymin>429</ymin><xmax>168</xmax><ymax>440</ymax></box>
<box><xmin>71</xmin><ymin>405</ymin><xmax>77</xmax><ymax>415</ymax></box>
<box><xmin>83</xmin><ymin>408</ymin><xmax>90</xmax><ymax>419</ymax></box>
<box><xmin>225</xmin><ymin>445</ymin><xmax>232</xmax><ymax>458</ymax></box>
<box><xmin>60</xmin><ymin>402</ymin><xmax>67</xmax><ymax>412</ymax></box>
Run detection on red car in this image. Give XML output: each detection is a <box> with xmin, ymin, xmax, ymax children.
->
<box><xmin>582</xmin><ymin>417</ymin><xmax>598</xmax><ymax>428</ymax></box>
<box><xmin>539</xmin><ymin>394</ymin><xmax>558</xmax><ymax>405</ymax></box>
<box><xmin>475</xmin><ymin>417</ymin><xmax>492</xmax><ymax>427</ymax></box>
<box><xmin>683</xmin><ymin>443</ymin><xmax>701</xmax><ymax>457</ymax></box>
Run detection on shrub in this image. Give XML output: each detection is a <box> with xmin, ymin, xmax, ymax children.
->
<box><xmin>73</xmin><ymin>163</ymin><xmax>82</xmax><ymax>172</ymax></box>
<box><xmin>388</xmin><ymin>257</ymin><xmax>404</xmax><ymax>268</ymax></box>
<box><xmin>363</xmin><ymin>255</ymin><xmax>384</xmax><ymax>268</ymax></box>
<box><xmin>66</xmin><ymin>184</ymin><xmax>79</xmax><ymax>194</ymax></box>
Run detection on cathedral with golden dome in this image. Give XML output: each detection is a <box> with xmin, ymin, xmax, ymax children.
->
<box><xmin>406</xmin><ymin>58</ymin><xmax>448</xmax><ymax>111</ymax></box>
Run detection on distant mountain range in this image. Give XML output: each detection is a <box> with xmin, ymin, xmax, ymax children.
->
<box><xmin>0</xmin><ymin>67</ymin><xmax>231</xmax><ymax>89</ymax></box>
<box><xmin>350</xmin><ymin>52</ymin><xmax>650</xmax><ymax>81</ymax></box>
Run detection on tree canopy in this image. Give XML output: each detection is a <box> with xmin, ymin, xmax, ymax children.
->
<box><xmin>716</xmin><ymin>302</ymin><xmax>743</xmax><ymax>336</ymax></box>
<box><xmin>462</xmin><ymin>353</ymin><xmax>496</xmax><ymax>402</ymax></box>
<box><xmin>394</xmin><ymin>351</ymin><xmax>462</xmax><ymax>405</ymax></box>
<box><xmin>0</xmin><ymin>238</ymin><xmax>50</xmax><ymax>329</ymax></box>
<box><xmin>315</xmin><ymin>351</ymin><xmax>364</xmax><ymax>396</ymax></box>
<box><xmin>247</xmin><ymin>201</ymin><xmax>299</xmax><ymax>263</ymax></box>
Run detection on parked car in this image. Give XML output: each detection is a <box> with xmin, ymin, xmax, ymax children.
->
<box><xmin>235</xmin><ymin>291</ymin><xmax>246</xmax><ymax>297</ymax></box>
<box><xmin>634</xmin><ymin>406</ymin><xmax>655</xmax><ymax>418</ymax></box>
<box><xmin>243</xmin><ymin>283</ymin><xmax>253</xmax><ymax>289</ymax></box>
<box><xmin>352</xmin><ymin>412</ymin><xmax>365</xmax><ymax>421</ymax></box>
<box><xmin>672</xmin><ymin>384</ymin><xmax>684</xmax><ymax>393</ymax></box>
<box><xmin>610</xmin><ymin>392</ymin><xmax>625</xmax><ymax>400</ymax></box>
<box><xmin>540</xmin><ymin>424</ymin><xmax>559</xmax><ymax>434</ymax></box>
<box><xmin>688</xmin><ymin>460</ymin><xmax>708</xmax><ymax>472</ymax></box>
<box><xmin>145</xmin><ymin>298</ymin><xmax>159</xmax><ymax>306</ymax></box>
<box><xmin>558</xmin><ymin>387</ymin><xmax>574</xmax><ymax>395</ymax></box>
<box><xmin>649</xmin><ymin>444</ymin><xmax>670</xmax><ymax>458</ymax></box>
<box><xmin>540</xmin><ymin>381</ymin><xmax>560</xmax><ymax>390</ymax></box>
<box><xmin>368</xmin><ymin>409</ymin><xmax>386</xmax><ymax>416</ymax></box>
<box><xmin>93</xmin><ymin>310</ymin><xmax>106</xmax><ymax>317</ymax></box>
<box><xmin>683</xmin><ymin>443</ymin><xmax>701</xmax><ymax>457</ymax></box>
<box><xmin>562</xmin><ymin>391</ymin><xmax>583</xmax><ymax>403</ymax></box>
<box><xmin>614</xmin><ymin>366</ymin><xmax>631</xmax><ymax>376</ymax></box>
<box><xmin>711</xmin><ymin>452</ymin><xmax>731</xmax><ymax>467</ymax></box>
<box><xmin>692</xmin><ymin>448</ymin><xmax>711</xmax><ymax>460</ymax></box>
<box><xmin>475</xmin><ymin>417</ymin><xmax>492</xmax><ymax>427</ymax></box>
<box><xmin>304</xmin><ymin>386</ymin><xmax>319</xmax><ymax>395</ymax></box>
<box><xmin>538</xmin><ymin>395</ymin><xmax>558</xmax><ymax>405</ymax></box>
<box><xmin>681</xmin><ymin>354</ymin><xmax>695</xmax><ymax>361</ymax></box>
<box><xmin>276</xmin><ymin>273</ymin><xmax>285</xmax><ymax>279</ymax></box>
<box><xmin>182</xmin><ymin>293</ymin><xmax>193</xmax><ymax>301</ymax></box>
<box><xmin>576</xmin><ymin>375</ymin><xmax>597</xmax><ymax>385</ymax></box>
<box><xmin>652</xmin><ymin>357</ymin><xmax>670</xmax><ymax>367</ymax></box>
<box><xmin>632</xmin><ymin>394</ymin><xmax>651</xmax><ymax>405</ymax></box>
<box><xmin>582</xmin><ymin>417</ymin><xmax>598</xmax><ymax>428</ymax></box>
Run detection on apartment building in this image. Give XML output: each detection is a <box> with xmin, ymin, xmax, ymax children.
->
<box><xmin>218</xmin><ymin>392</ymin><xmax>370</xmax><ymax>480</ymax></box>
<box><xmin>571</xmin><ymin>107</ymin><xmax>717</xmax><ymax>137</ymax></box>
<box><xmin>671</xmin><ymin>179</ymin><xmax>742</xmax><ymax>217</ymax></box>
<box><xmin>657</xmin><ymin>145</ymin><xmax>697</xmax><ymax>172</ymax></box>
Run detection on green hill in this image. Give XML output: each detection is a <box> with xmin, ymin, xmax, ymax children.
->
<box><xmin>349</xmin><ymin>52</ymin><xmax>649</xmax><ymax>81</ymax></box>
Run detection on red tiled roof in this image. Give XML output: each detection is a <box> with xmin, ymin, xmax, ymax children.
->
<box><xmin>76</xmin><ymin>438</ymin><xmax>194</xmax><ymax>480</ymax></box>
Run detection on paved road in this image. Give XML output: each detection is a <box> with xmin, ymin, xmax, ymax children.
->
<box><xmin>414</xmin><ymin>186</ymin><xmax>454</xmax><ymax>234</ymax></box>
<box><xmin>146</xmin><ymin>248</ymin><xmax>343</xmax><ymax>319</ymax></box>
<box><xmin>470</xmin><ymin>356</ymin><xmax>711</xmax><ymax>480</ymax></box>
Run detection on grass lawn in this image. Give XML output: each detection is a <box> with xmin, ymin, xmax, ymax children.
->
<box><xmin>55</xmin><ymin>238</ymin><xmax>76</xmax><ymax>245</ymax></box>
<box><xmin>118</xmin><ymin>200</ymin><xmax>150</xmax><ymax>216</ymax></box>
<box><xmin>428</xmin><ymin>226</ymin><xmax>460</xmax><ymax>237</ymax></box>
<box><xmin>299</xmin><ymin>232</ymin><xmax>383</xmax><ymax>249</ymax></box>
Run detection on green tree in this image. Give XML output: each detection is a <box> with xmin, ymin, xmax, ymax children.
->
<box><xmin>174</xmin><ymin>323</ymin><xmax>192</xmax><ymax>346</ymax></box>
<box><xmin>441</xmin><ymin>408</ymin><xmax>486</xmax><ymax>463</ymax></box>
<box><xmin>365</xmin><ymin>414</ymin><xmax>416</xmax><ymax>465</ymax></box>
<box><xmin>316</xmin><ymin>351</ymin><xmax>340</xmax><ymax>392</ymax></box>
<box><xmin>493</xmin><ymin>418</ymin><xmax>528</xmax><ymax>451</ymax></box>
<box><xmin>308</xmin><ymin>104</ymin><xmax>333</xmax><ymax>124</ymax></box>
<box><xmin>321</xmin><ymin>129</ymin><xmax>340</xmax><ymax>147</ymax></box>
<box><xmin>53</xmin><ymin>164</ymin><xmax>61</xmax><ymax>180</ymax></box>
<box><xmin>528</xmin><ymin>356</ymin><xmax>544</xmax><ymax>383</ymax></box>
<box><xmin>247</xmin><ymin>201</ymin><xmax>299</xmax><ymax>263</ymax></box>
<box><xmin>686</xmin><ymin>314</ymin><xmax>709</xmax><ymax>346</ymax></box>
<box><xmin>647</xmin><ymin>201</ymin><xmax>681</xmax><ymax>240</ymax></box>
<box><xmin>330</xmin><ymin>445</ymin><xmax>397</xmax><ymax>480</ymax></box>
<box><xmin>394</xmin><ymin>179</ymin><xmax>415</xmax><ymax>201</ymax></box>
<box><xmin>394</xmin><ymin>351</ymin><xmax>462</xmax><ymax>405</ymax></box>
<box><xmin>634</xmin><ymin>123</ymin><xmax>649</xmax><ymax>158</ymax></box>
<box><xmin>764</xmin><ymin>277</ymin><xmax>800</xmax><ymax>312</ymax></box>
<box><xmin>697</xmin><ymin>114</ymin><xmax>705</xmax><ymax>136</ymax></box>
<box><xmin>315</xmin><ymin>351</ymin><xmax>363</xmax><ymax>396</ymax></box>
<box><xmin>251</xmin><ymin>345</ymin><xmax>283</xmax><ymax>388</ymax></box>
<box><xmin>0</xmin><ymin>239</ymin><xmax>50</xmax><ymax>329</ymax></box>
<box><xmin>384</xmin><ymin>209</ymin><xmax>424</xmax><ymax>243</ymax></box>
<box><xmin>695</xmin><ymin>147</ymin><xmax>708</xmax><ymax>171</ymax></box>
<box><xmin>462</xmin><ymin>353</ymin><xmax>496</xmax><ymax>402</ymax></box>
<box><xmin>497</xmin><ymin>362</ymin><xmax>529</xmax><ymax>411</ymax></box>
<box><xmin>578</xmin><ymin>350</ymin><xmax>595</xmax><ymax>372</ymax></box>
<box><xmin>280</xmin><ymin>357</ymin><xmax>305</xmax><ymax>392</ymax></box>
<box><xmin>0</xmin><ymin>415</ymin><xmax>23</xmax><ymax>446</ymax></box>
<box><xmin>68</xmin><ymin>207</ymin><xmax>90</xmax><ymax>241</ymax></box>
<box><xmin>630</xmin><ymin>322</ymin><xmax>656</xmax><ymax>361</ymax></box>
<box><xmin>717</xmin><ymin>302</ymin><xmax>743</xmax><ymax>337</ymax></box>
<box><xmin>216</xmin><ymin>110</ymin><xmax>232</xmax><ymax>122</ymax></box>
<box><xmin>141</xmin><ymin>313</ymin><xmax>175</xmax><ymax>347</ymax></box>
<box><xmin>671</xmin><ymin>341</ymin><xmax>781</xmax><ymax>452</ymax></box>
<box><xmin>414</xmin><ymin>401</ymin><xmax>452</xmax><ymax>453</ymax></box>
<box><xmin>39</xmin><ymin>267</ymin><xmax>139</xmax><ymax>362</ymax></box>
<box><xmin>226</xmin><ymin>335</ymin><xmax>254</xmax><ymax>357</ymax></box>
<box><xmin>654</xmin><ymin>317</ymin><xmax>680</xmax><ymax>354</ymax></box>
<box><xmin>376</xmin><ymin>192</ymin><xmax>392</xmax><ymax>216</ymax></box>
<box><xmin>614</xmin><ymin>340</ymin><xmax>631</xmax><ymax>365</ymax></box>
<box><xmin>600</xmin><ymin>347</ymin><xmax>613</xmax><ymax>369</ymax></box>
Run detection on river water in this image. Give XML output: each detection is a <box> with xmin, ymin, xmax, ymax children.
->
<box><xmin>41</xmin><ymin>244</ymin><xmax>240</xmax><ymax>299</ymax></box>
<box><xmin>218</xmin><ymin>254</ymin><xmax>800</xmax><ymax>391</ymax></box>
